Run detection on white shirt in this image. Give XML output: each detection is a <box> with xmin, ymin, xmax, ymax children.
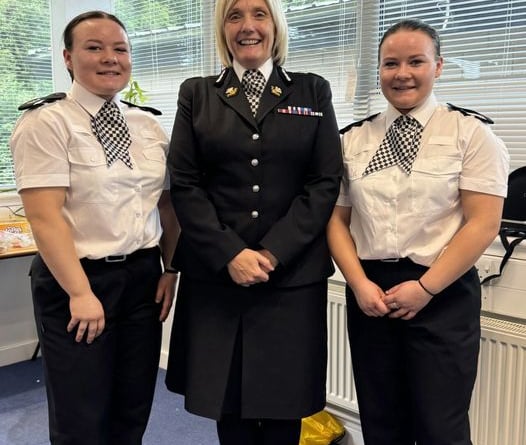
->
<box><xmin>337</xmin><ymin>93</ymin><xmax>510</xmax><ymax>266</ymax></box>
<box><xmin>232</xmin><ymin>57</ymin><xmax>273</xmax><ymax>83</ymax></box>
<box><xmin>10</xmin><ymin>81</ymin><xmax>169</xmax><ymax>259</ymax></box>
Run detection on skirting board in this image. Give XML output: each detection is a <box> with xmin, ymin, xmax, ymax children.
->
<box><xmin>159</xmin><ymin>350</ymin><xmax>169</xmax><ymax>370</ymax></box>
<box><xmin>326</xmin><ymin>403</ymin><xmax>364</xmax><ymax>445</ymax></box>
<box><xmin>0</xmin><ymin>339</ymin><xmax>39</xmax><ymax>367</ymax></box>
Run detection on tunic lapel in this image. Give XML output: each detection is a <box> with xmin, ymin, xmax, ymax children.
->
<box><xmin>256</xmin><ymin>67</ymin><xmax>291</xmax><ymax>124</ymax></box>
<box><xmin>216</xmin><ymin>68</ymin><xmax>255</xmax><ymax>127</ymax></box>
<box><xmin>215</xmin><ymin>66</ymin><xmax>292</xmax><ymax>128</ymax></box>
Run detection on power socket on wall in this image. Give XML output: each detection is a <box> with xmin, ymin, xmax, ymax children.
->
<box><xmin>476</xmin><ymin>257</ymin><xmax>501</xmax><ymax>283</ymax></box>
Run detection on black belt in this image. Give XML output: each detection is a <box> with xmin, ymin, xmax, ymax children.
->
<box><xmin>80</xmin><ymin>246</ymin><xmax>159</xmax><ymax>265</ymax></box>
<box><xmin>361</xmin><ymin>257</ymin><xmax>412</xmax><ymax>263</ymax></box>
<box><xmin>360</xmin><ymin>257</ymin><xmax>427</xmax><ymax>274</ymax></box>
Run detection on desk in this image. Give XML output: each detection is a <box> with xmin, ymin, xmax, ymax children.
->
<box><xmin>0</xmin><ymin>246</ymin><xmax>37</xmax><ymax>259</ymax></box>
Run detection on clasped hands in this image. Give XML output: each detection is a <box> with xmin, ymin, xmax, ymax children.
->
<box><xmin>227</xmin><ymin>248</ymin><xmax>278</xmax><ymax>287</ymax></box>
<box><xmin>354</xmin><ymin>278</ymin><xmax>434</xmax><ymax>320</ymax></box>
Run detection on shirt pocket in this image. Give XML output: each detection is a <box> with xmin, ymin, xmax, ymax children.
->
<box><xmin>142</xmin><ymin>147</ymin><xmax>166</xmax><ymax>163</ymax></box>
<box><xmin>137</xmin><ymin>131</ymin><xmax>167</xmax><ymax>170</ymax></box>
<box><xmin>343</xmin><ymin>145</ymin><xmax>382</xmax><ymax>213</ymax></box>
<box><xmin>410</xmin><ymin>139</ymin><xmax>462</xmax><ymax>215</ymax></box>
<box><xmin>67</xmin><ymin>147</ymin><xmax>118</xmax><ymax>203</ymax></box>
<box><xmin>343</xmin><ymin>144</ymin><xmax>377</xmax><ymax>180</ymax></box>
<box><xmin>137</xmin><ymin>135</ymin><xmax>167</xmax><ymax>192</ymax></box>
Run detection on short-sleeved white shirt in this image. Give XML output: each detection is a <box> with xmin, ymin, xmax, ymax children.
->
<box><xmin>337</xmin><ymin>93</ymin><xmax>510</xmax><ymax>266</ymax></box>
<box><xmin>10</xmin><ymin>81</ymin><xmax>169</xmax><ymax>259</ymax></box>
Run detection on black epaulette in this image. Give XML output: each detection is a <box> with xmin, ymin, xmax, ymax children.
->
<box><xmin>18</xmin><ymin>92</ymin><xmax>66</xmax><ymax>111</ymax></box>
<box><xmin>214</xmin><ymin>67</ymin><xmax>230</xmax><ymax>87</ymax></box>
<box><xmin>339</xmin><ymin>113</ymin><xmax>380</xmax><ymax>135</ymax></box>
<box><xmin>447</xmin><ymin>103</ymin><xmax>493</xmax><ymax>124</ymax></box>
<box><xmin>277</xmin><ymin>66</ymin><xmax>293</xmax><ymax>85</ymax></box>
<box><xmin>120</xmin><ymin>100</ymin><xmax>162</xmax><ymax>116</ymax></box>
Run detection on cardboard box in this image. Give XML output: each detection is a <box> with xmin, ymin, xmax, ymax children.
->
<box><xmin>0</xmin><ymin>218</ymin><xmax>36</xmax><ymax>254</ymax></box>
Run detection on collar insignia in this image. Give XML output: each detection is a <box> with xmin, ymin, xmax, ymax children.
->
<box><xmin>225</xmin><ymin>86</ymin><xmax>239</xmax><ymax>98</ymax></box>
<box><xmin>271</xmin><ymin>85</ymin><xmax>282</xmax><ymax>97</ymax></box>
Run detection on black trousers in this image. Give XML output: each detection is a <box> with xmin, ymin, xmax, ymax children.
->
<box><xmin>347</xmin><ymin>259</ymin><xmax>480</xmax><ymax>445</ymax></box>
<box><xmin>217</xmin><ymin>416</ymin><xmax>302</xmax><ymax>445</ymax></box>
<box><xmin>30</xmin><ymin>248</ymin><xmax>162</xmax><ymax>445</ymax></box>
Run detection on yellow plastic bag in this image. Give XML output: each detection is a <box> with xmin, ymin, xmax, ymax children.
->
<box><xmin>299</xmin><ymin>410</ymin><xmax>345</xmax><ymax>445</ymax></box>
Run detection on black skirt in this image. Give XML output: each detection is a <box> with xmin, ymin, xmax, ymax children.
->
<box><xmin>165</xmin><ymin>276</ymin><xmax>328</xmax><ymax>420</ymax></box>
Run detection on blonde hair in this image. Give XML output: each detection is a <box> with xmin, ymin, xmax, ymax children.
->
<box><xmin>214</xmin><ymin>0</ymin><xmax>288</xmax><ymax>67</ymax></box>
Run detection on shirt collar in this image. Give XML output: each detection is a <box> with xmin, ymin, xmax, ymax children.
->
<box><xmin>70</xmin><ymin>80</ymin><xmax>122</xmax><ymax>117</ymax></box>
<box><xmin>385</xmin><ymin>93</ymin><xmax>438</xmax><ymax>129</ymax></box>
<box><xmin>232</xmin><ymin>58</ymin><xmax>273</xmax><ymax>83</ymax></box>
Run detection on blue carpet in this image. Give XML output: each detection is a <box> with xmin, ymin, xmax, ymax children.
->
<box><xmin>0</xmin><ymin>358</ymin><xmax>219</xmax><ymax>445</ymax></box>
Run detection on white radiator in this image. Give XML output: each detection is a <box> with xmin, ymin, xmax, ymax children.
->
<box><xmin>326</xmin><ymin>285</ymin><xmax>358</xmax><ymax>413</ymax></box>
<box><xmin>471</xmin><ymin>315</ymin><xmax>526</xmax><ymax>445</ymax></box>
<box><xmin>326</xmin><ymin>281</ymin><xmax>526</xmax><ymax>445</ymax></box>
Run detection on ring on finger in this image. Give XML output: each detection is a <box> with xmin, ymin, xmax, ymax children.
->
<box><xmin>389</xmin><ymin>302</ymin><xmax>399</xmax><ymax>310</ymax></box>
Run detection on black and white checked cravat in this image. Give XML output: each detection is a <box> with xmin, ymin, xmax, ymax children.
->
<box><xmin>242</xmin><ymin>69</ymin><xmax>266</xmax><ymax>116</ymax></box>
<box><xmin>363</xmin><ymin>115</ymin><xmax>423</xmax><ymax>176</ymax></box>
<box><xmin>91</xmin><ymin>101</ymin><xmax>133</xmax><ymax>168</ymax></box>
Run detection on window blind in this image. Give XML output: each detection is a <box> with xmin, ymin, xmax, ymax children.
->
<box><xmin>283</xmin><ymin>0</ymin><xmax>359</xmax><ymax>131</ymax></box>
<box><xmin>0</xmin><ymin>0</ymin><xmax>52</xmax><ymax>189</ymax></box>
<box><xmin>115</xmin><ymin>0</ymin><xmax>219</xmax><ymax>132</ymax></box>
<box><xmin>288</xmin><ymin>0</ymin><xmax>526</xmax><ymax>171</ymax></box>
<box><xmin>2</xmin><ymin>0</ymin><xmax>524</xmax><ymax>190</ymax></box>
<box><xmin>372</xmin><ymin>0</ymin><xmax>526</xmax><ymax>171</ymax></box>
<box><xmin>116</xmin><ymin>0</ymin><xmax>526</xmax><ymax>171</ymax></box>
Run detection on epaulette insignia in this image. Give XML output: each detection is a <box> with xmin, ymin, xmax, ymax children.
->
<box><xmin>18</xmin><ymin>92</ymin><xmax>66</xmax><ymax>111</ymax></box>
<box><xmin>278</xmin><ymin>66</ymin><xmax>293</xmax><ymax>85</ymax></box>
<box><xmin>339</xmin><ymin>113</ymin><xmax>380</xmax><ymax>134</ymax></box>
<box><xmin>447</xmin><ymin>103</ymin><xmax>493</xmax><ymax>124</ymax></box>
<box><xmin>215</xmin><ymin>67</ymin><xmax>229</xmax><ymax>87</ymax></box>
<box><xmin>120</xmin><ymin>100</ymin><xmax>162</xmax><ymax>116</ymax></box>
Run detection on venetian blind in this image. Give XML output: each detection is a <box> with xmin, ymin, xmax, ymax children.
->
<box><xmin>2</xmin><ymin>0</ymin><xmax>525</xmax><ymax>188</ymax></box>
<box><xmin>0</xmin><ymin>0</ymin><xmax>52</xmax><ymax>189</ymax></box>
<box><xmin>114</xmin><ymin>0</ymin><xmax>219</xmax><ymax>132</ymax></box>
<box><xmin>360</xmin><ymin>0</ymin><xmax>526</xmax><ymax>171</ymax></box>
<box><xmin>115</xmin><ymin>0</ymin><xmax>359</xmax><ymax>132</ymax></box>
<box><xmin>115</xmin><ymin>0</ymin><xmax>525</xmax><ymax>171</ymax></box>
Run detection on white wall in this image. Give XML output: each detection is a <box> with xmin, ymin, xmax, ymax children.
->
<box><xmin>0</xmin><ymin>254</ymin><xmax>37</xmax><ymax>367</ymax></box>
<box><xmin>0</xmin><ymin>193</ymin><xmax>38</xmax><ymax>366</ymax></box>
